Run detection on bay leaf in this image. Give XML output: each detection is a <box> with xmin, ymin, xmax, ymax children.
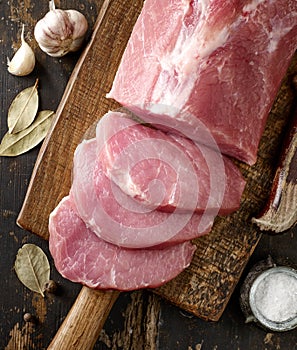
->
<box><xmin>0</xmin><ymin>110</ymin><xmax>55</xmax><ymax>156</ymax></box>
<box><xmin>8</xmin><ymin>79</ymin><xmax>39</xmax><ymax>134</ymax></box>
<box><xmin>14</xmin><ymin>243</ymin><xmax>50</xmax><ymax>297</ymax></box>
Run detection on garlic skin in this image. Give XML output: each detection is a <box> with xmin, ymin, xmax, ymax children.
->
<box><xmin>7</xmin><ymin>25</ymin><xmax>35</xmax><ymax>76</ymax></box>
<box><xmin>34</xmin><ymin>1</ymin><xmax>88</xmax><ymax>57</ymax></box>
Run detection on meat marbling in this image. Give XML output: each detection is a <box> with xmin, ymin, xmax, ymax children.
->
<box><xmin>96</xmin><ymin>111</ymin><xmax>246</xmax><ymax>215</ymax></box>
<box><xmin>49</xmin><ymin>196</ymin><xmax>196</xmax><ymax>290</ymax></box>
<box><xmin>107</xmin><ymin>0</ymin><xmax>297</xmax><ymax>165</ymax></box>
<box><xmin>70</xmin><ymin>137</ymin><xmax>215</xmax><ymax>249</ymax></box>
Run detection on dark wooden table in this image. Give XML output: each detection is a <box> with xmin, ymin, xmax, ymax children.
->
<box><xmin>1</xmin><ymin>1</ymin><xmax>297</xmax><ymax>349</ymax></box>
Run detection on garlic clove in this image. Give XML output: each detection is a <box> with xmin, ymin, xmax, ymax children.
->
<box><xmin>7</xmin><ymin>25</ymin><xmax>35</xmax><ymax>76</ymax></box>
<box><xmin>34</xmin><ymin>1</ymin><xmax>88</xmax><ymax>57</ymax></box>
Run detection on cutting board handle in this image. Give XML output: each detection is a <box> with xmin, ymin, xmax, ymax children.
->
<box><xmin>47</xmin><ymin>287</ymin><xmax>119</xmax><ymax>350</ymax></box>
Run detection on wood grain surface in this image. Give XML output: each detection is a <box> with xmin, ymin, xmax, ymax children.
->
<box><xmin>17</xmin><ymin>0</ymin><xmax>297</xmax><ymax>322</ymax></box>
<box><xmin>47</xmin><ymin>288</ymin><xmax>120</xmax><ymax>350</ymax></box>
<box><xmin>1</xmin><ymin>0</ymin><xmax>297</xmax><ymax>349</ymax></box>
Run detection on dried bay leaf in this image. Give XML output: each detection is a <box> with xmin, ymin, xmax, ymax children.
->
<box><xmin>0</xmin><ymin>110</ymin><xmax>55</xmax><ymax>156</ymax></box>
<box><xmin>8</xmin><ymin>79</ymin><xmax>39</xmax><ymax>134</ymax></box>
<box><xmin>14</xmin><ymin>243</ymin><xmax>50</xmax><ymax>297</ymax></box>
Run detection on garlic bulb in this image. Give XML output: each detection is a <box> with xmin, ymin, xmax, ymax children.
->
<box><xmin>34</xmin><ymin>0</ymin><xmax>88</xmax><ymax>57</ymax></box>
<box><xmin>7</xmin><ymin>25</ymin><xmax>35</xmax><ymax>76</ymax></box>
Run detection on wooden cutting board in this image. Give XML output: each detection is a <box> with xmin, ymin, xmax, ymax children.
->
<box><xmin>17</xmin><ymin>0</ymin><xmax>297</xmax><ymax>348</ymax></box>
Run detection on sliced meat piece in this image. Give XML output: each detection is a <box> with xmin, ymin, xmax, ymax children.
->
<box><xmin>96</xmin><ymin>111</ymin><xmax>246</xmax><ymax>216</ymax></box>
<box><xmin>70</xmin><ymin>138</ymin><xmax>214</xmax><ymax>249</ymax></box>
<box><xmin>107</xmin><ymin>0</ymin><xmax>297</xmax><ymax>165</ymax></box>
<box><xmin>169</xmin><ymin>133</ymin><xmax>246</xmax><ymax>215</ymax></box>
<box><xmin>49</xmin><ymin>196</ymin><xmax>196</xmax><ymax>290</ymax></box>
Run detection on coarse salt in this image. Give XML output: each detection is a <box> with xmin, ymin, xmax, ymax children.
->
<box><xmin>253</xmin><ymin>271</ymin><xmax>297</xmax><ymax>322</ymax></box>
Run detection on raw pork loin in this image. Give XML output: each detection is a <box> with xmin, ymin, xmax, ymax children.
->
<box><xmin>96</xmin><ymin>111</ymin><xmax>246</xmax><ymax>215</ymax></box>
<box><xmin>49</xmin><ymin>196</ymin><xmax>196</xmax><ymax>290</ymax></box>
<box><xmin>70</xmin><ymin>137</ymin><xmax>215</xmax><ymax>249</ymax></box>
<box><xmin>107</xmin><ymin>0</ymin><xmax>297</xmax><ymax>165</ymax></box>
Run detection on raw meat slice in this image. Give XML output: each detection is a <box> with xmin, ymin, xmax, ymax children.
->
<box><xmin>96</xmin><ymin>111</ymin><xmax>246</xmax><ymax>215</ymax></box>
<box><xmin>49</xmin><ymin>196</ymin><xmax>196</xmax><ymax>290</ymax></box>
<box><xmin>169</xmin><ymin>133</ymin><xmax>246</xmax><ymax>215</ymax></box>
<box><xmin>107</xmin><ymin>0</ymin><xmax>297</xmax><ymax>165</ymax></box>
<box><xmin>70</xmin><ymin>138</ymin><xmax>214</xmax><ymax>249</ymax></box>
